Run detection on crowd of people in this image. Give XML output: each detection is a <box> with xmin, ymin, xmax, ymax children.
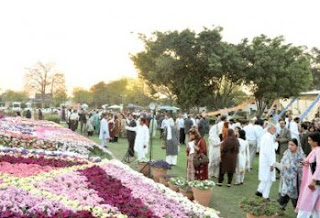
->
<box><xmin>10</xmin><ymin>106</ymin><xmax>320</xmax><ymax>217</ymax></box>
<box><xmin>208</xmin><ymin>115</ymin><xmax>320</xmax><ymax>218</ymax></box>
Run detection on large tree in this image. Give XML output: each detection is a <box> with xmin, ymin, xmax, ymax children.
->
<box><xmin>72</xmin><ymin>87</ymin><xmax>92</xmax><ymax>105</ymax></box>
<box><xmin>88</xmin><ymin>78</ymin><xmax>153</xmax><ymax>107</ymax></box>
<box><xmin>311</xmin><ymin>47</ymin><xmax>320</xmax><ymax>90</ymax></box>
<box><xmin>239</xmin><ymin>35</ymin><xmax>313</xmax><ymax>117</ymax></box>
<box><xmin>1</xmin><ymin>90</ymin><xmax>28</xmax><ymax>102</ymax></box>
<box><xmin>24</xmin><ymin>62</ymin><xmax>67</xmax><ymax>107</ymax></box>
<box><xmin>132</xmin><ymin>27</ymin><xmax>246</xmax><ymax>111</ymax></box>
<box><xmin>90</xmin><ymin>82</ymin><xmax>109</xmax><ymax>108</ymax></box>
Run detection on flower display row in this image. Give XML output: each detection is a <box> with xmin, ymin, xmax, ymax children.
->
<box><xmin>0</xmin><ymin>117</ymin><xmax>110</xmax><ymax>156</ymax></box>
<box><xmin>0</xmin><ymin>148</ymin><xmax>220</xmax><ymax>218</ymax></box>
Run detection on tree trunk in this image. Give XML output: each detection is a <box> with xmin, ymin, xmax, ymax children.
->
<box><xmin>256</xmin><ymin>99</ymin><xmax>269</xmax><ymax>119</ymax></box>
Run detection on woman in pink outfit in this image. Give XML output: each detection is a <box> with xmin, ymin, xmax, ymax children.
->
<box><xmin>296</xmin><ymin>132</ymin><xmax>320</xmax><ymax>218</ymax></box>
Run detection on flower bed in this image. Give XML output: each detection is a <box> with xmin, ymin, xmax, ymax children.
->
<box><xmin>0</xmin><ymin>117</ymin><xmax>110</xmax><ymax>156</ymax></box>
<box><xmin>0</xmin><ymin>148</ymin><xmax>220</xmax><ymax>218</ymax></box>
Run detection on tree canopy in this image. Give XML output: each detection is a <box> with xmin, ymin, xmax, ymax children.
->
<box><xmin>239</xmin><ymin>35</ymin><xmax>313</xmax><ymax>116</ymax></box>
<box><xmin>132</xmin><ymin>27</ymin><xmax>247</xmax><ymax>111</ymax></box>
<box><xmin>72</xmin><ymin>78</ymin><xmax>153</xmax><ymax>108</ymax></box>
<box><xmin>1</xmin><ymin>90</ymin><xmax>28</xmax><ymax>103</ymax></box>
<box><xmin>132</xmin><ymin>27</ymin><xmax>314</xmax><ymax>114</ymax></box>
<box><xmin>24</xmin><ymin>62</ymin><xmax>67</xmax><ymax>107</ymax></box>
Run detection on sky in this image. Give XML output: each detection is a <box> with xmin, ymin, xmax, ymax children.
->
<box><xmin>0</xmin><ymin>0</ymin><xmax>320</xmax><ymax>94</ymax></box>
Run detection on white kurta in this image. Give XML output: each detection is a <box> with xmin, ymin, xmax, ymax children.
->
<box><xmin>254</xmin><ymin>124</ymin><xmax>265</xmax><ymax>152</ymax></box>
<box><xmin>258</xmin><ymin>132</ymin><xmax>277</xmax><ymax>182</ymax></box>
<box><xmin>126</xmin><ymin>124</ymin><xmax>150</xmax><ymax>160</ymax></box>
<box><xmin>288</xmin><ymin>121</ymin><xmax>300</xmax><ymax>144</ymax></box>
<box><xmin>99</xmin><ymin>118</ymin><xmax>110</xmax><ymax>140</ymax></box>
<box><xmin>237</xmin><ymin>138</ymin><xmax>250</xmax><ymax>172</ymax></box>
<box><xmin>208</xmin><ymin>125</ymin><xmax>221</xmax><ymax>178</ymax></box>
<box><xmin>99</xmin><ymin>118</ymin><xmax>110</xmax><ymax>147</ymax></box>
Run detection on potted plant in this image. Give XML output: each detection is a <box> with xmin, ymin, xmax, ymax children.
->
<box><xmin>174</xmin><ymin>177</ymin><xmax>194</xmax><ymax>200</ymax></box>
<box><xmin>168</xmin><ymin>177</ymin><xmax>182</xmax><ymax>192</ymax></box>
<box><xmin>137</xmin><ymin>158</ymin><xmax>150</xmax><ymax>176</ymax></box>
<box><xmin>150</xmin><ymin>160</ymin><xmax>171</xmax><ymax>182</ymax></box>
<box><xmin>239</xmin><ymin>196</ymin><xmax>284</xmax><ymax>218</ymax></box>
<box><xmin>189</xmin><ymin>180</ymin><xmax>215</xmax><ymax>207</ymax></box>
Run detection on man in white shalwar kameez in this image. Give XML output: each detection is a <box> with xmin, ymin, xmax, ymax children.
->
<box><xmin>256</xmin><ymin>123</ymin><xmax>278</xmax><ymax>199</ymax></box>
<box><xmin>126</xmin><ymin>118</ymin><xmax>150</xmax><ymax>161</ymax></box>
<box><xmin>208</xmin><ymin>123</ymin><xmax>221</xmax><ymax>178</ymax></box>
<box><xmin>99</xmin><ymin>114</ymin><xmax>110</xmax><ymax>148</ymax></box>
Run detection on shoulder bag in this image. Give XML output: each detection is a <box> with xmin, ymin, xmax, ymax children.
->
<box><xmin>193</xmin><ymin>140</ymin><xmax>209</xmax><ymax>167</ymax></box>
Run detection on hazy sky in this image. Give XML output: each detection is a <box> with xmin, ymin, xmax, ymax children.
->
<box><xmin>0</xmin><ymin>0</ymin><xmax>319</xmax><ymax>94</ymax></box>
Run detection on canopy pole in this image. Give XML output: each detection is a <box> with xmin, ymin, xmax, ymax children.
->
<box><xmin>273</xmin><ymin>97</ymin><xmax>298</xmax><ymax>123</ymax></box>
<box><xmin>300</xmin><ymin>94</ymin><xmax>320</xmax><ymax>121</ymax></box>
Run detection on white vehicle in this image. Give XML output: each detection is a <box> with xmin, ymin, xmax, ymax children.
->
<box><xmin>11</xmin><ymin>102</ymin><xmax>22</xmax><ymax>111</ymax></box>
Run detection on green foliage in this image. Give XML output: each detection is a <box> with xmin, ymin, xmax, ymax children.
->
<box><xmin>239</xmin><ymin>196</ymin><xmax>284</xmax><ymax>216</ymax></box>
<box><xmin>72</xmin><ymin>88</ymin><xmax>93</xmax><ymax>105</ymax></box>
<box><xmin>168</xmin><ymin>177</ymin><xmax>188</xmax><ymax>186</ymax></box>
<box><xmin>1</xmin><ymin>90</ymin><xmax>28</xmax><ymax>102</ymax></box>
<box><xmin>189</xmin><ymin>180</ymin><xmax>215</xmax><ymax>190</ymax></box>
<box><xmin>239</xmin><ymin>35</ymin><xmax>313</xmax><ymax>117</ymax></box>
<box><xmin>90</xmin><ymin>82</ymin><xmax>109</xmax><ymax>108</ymax></box>
<box><xmin>72</xmin><ymin>78</ymin><xmax>153</xmax><ymax>108</ymax></box>
<box><xmin>53</xmin><ymin>89</ymin><xmax>68</xmax><ymax>107</ymax></box>
<box><xmin>311</xmin><ymin>47</ymin><xmax>320</xmax><ymax>90</ymax></box>
<box><xmin>132</xmin><ymin>27</ymin><xmax>248</xmax><ymax>111</ymax></box>
<box><xmin>44</xmin><ymin>115</ymin><xmax>61</xmax><ymax>124</ymax></box>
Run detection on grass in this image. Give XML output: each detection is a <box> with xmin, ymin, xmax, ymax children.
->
<box><xmin>78</xmin><ymin>129</ymin><xmax>296</xmax><ymax>218</ymax></box>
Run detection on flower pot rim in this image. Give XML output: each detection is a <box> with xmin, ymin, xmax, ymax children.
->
<box><xmin>191</xmin><ymin>186</ymin><xmax>214</xmax><ymax>191</ymax></box>
<box><xmin>246</xmin><ymin>213</ymin><xmax>276</xmax><ymax>218</ymax></box>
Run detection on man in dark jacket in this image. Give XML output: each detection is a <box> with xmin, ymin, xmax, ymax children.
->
<box><xmin>79</xmin><ymin>109</ymin><xmax>87</xmax><ymax>133</ymax></box>
<box><xmin>184</xmin><ymin>115</ymin><xmax>193</xmax><ymax>143</ymax></box>
<box><xmin>300</xmin><ymin>122</ymin><xmax>311</xmax><ymax>156</ymax></box>
<box><xmin>276</xmin><ymin>119</ymin><xmax>291</xmax><ymax>158</ymax></box>
<box><xmin>127</xmin><ymin>114</ymin><xmax>137</xmax><ymax>157</ymax></box>
<box><xmin>26</xmin><ymin>110</ymin><xmax>32</xmax><ymax>119</ymax></box>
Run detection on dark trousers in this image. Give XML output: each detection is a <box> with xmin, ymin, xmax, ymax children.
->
<box><xmin>179</xmin><ymin>128</ymin><xmax>185</xmax><ymax>144</ymax></box>
<box><xmin>128</xmin><ymin>138</ymin><xmax>135</xmax><ymax>156</ymax></box>
<box><xmin>218</xmin><ymin>172</ymin><xmax>234</xmax><ymax>185</ymax></box>
<box><xmin>114</xmin><ymin>136</ymin><xmax>119</xmax><ymax>143</ymax></box>
<box><xmin>80</xmin><ymin>121</ymin><xmax>86</xmax><ymax>132</ymax></box>
<box><xmin>278</xmin><ymin>194</ymin><xmax>298</xmax><ymax>209</ymax></box>
<box><xmin>160</xmin><ymin>129</ymin><xmax>164</xmax><ymax>139</ymax></box>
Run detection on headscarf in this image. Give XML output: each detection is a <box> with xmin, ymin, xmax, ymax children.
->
<box><xmin>209</xmin><ymin>124</ymin><xmax>221</xmax><ymax>145</ymax></box>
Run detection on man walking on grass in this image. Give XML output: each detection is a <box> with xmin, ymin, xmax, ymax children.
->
<box><xmin>256</xmin><ymin>123</ymin><xmax>278</xmax><ymax>200</ymax></box>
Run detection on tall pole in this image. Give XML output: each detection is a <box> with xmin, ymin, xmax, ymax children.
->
<box><xmin>149</xmin><ymin>110</ymin><xmax>155</xmax><ymax>177</ymax></box>
<box><xmin>273</xmin><ymin>98</ymin><xmax>298</xmax><ymax>123</ymax></box>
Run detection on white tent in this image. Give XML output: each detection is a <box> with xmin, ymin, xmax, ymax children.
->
<box><xmin>158</xmin><ymin>105</ymin><xmax>180</xmax><ymax>112</ymax></box>
<box><xmin>108</xmin><ymin>105</ymin><xmax>122</xmax><ymax>110</ymax></box>
<box><xmin>81</xmin><ymin>104</ymin><xmax>89</xmax><ymax>110</ymax></box>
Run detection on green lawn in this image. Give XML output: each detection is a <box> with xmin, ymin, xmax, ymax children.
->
<box><xmin>79</xmin><ymin>129</ymin><xmax>296</xmax><ymax>218</ymax></box>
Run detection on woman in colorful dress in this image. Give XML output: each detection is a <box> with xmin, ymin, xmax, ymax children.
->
<box><xmin>278</xmin><ymin>138</ymin><xmax>304</xmax><ymax>211</ymax></box>
<box><xmin>296</xmin><ymin>132</ymin><xmax>320</xmax><ymax>218</ymax></box>
<box><xmin>114</xmin><ymin>115</ymin><xmax>121</xmax><ymax>143</ymax></box>
<box><xmin>187</xmin><ymin>128</ymin><xmax>208</xmax><ymax>181</ymax></box>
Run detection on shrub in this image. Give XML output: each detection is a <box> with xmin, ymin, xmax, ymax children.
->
<box><xmin>239</xmin><ymin>196</ymin><xmax>284</xmax><ymax>216</ymax></box>
<box><xmin>45</xmin><ymin>115</ymin><xmax>61</xmax><ymax>124</ymax></box>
